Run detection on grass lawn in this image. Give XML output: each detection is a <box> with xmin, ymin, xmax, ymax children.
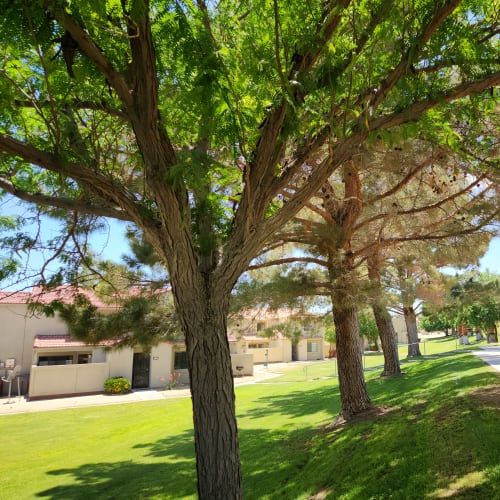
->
<box><xmin>1</xmin><ymin>337</ymin><xmax>499</xmax><ymax>499</ymax></box>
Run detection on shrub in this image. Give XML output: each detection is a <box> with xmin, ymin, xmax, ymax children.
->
<box><xmin>104</xmin><ymin>376</ymin><xmax>131</xmax><ymax>394</ymax></box>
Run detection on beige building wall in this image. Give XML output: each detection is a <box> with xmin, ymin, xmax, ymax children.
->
<box><xmin>0</xmin><ymin>304</ymin><xmax>67</xmax><ymax>382</ymax></box>
<box><xmin>150</xmin><ymin>343</ymin><xmax>174</xmax><ymax>388</ymax></box>
<box><xmin>296</xmin><ymin>340</ymin><xmax>307</xmax><ymax>361</ymax></box>
<box><xmin>298</xmin><ymin>338</ymin><xmax>324</xmax><ymax>361</ymax></box>
<box><xmin>392</xmin><ymin>315</ymin><xmax>409</xmax><ymax>344</ymax></box>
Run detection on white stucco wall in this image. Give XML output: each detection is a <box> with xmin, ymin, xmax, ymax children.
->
<box><xmin>392</xmin><ymin>315</ymin><xmax>409</xmax><ymax>344</ymax></box>
<box><xmin>107</xmin><ymin>349</ymin><xmax>134</xmax><ymax>381</ymax></box>
<box><xmin>0</xmin><ymin>304</ymin><xmax>67</xmax><ymax>380</ymax></box>
<box><xmin>91</xmin><ymin>348</ymin><xmax>107</xmax><ymax>363</ymax></box>
<box><xmin>231</xmin><ymin>353</ymin><xmax>254</xmax><ymax>376</ymax></box>
<box><xmin>150</xmin><ymin>343</ymin><xmax>174</xmax><ymax>388</ymax></box>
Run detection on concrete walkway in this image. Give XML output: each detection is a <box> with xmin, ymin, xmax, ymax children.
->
<box><xmin>0</xmin><ymin>362</ymin><xmax>285</xmax><ymax>416</ymax></box>
<box><xmin>471</xmin><ymin>345</ymin><xmax>500</xmax><ymax>373</ymax></box>
<box><xmin>1</xmin><ymin>350</ymin><xmax>498</xmax><ymax>416</ymax></box>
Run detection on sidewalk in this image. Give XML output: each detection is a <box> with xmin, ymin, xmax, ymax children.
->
<box><xmin>0</xmin><ymin>362</ymin><xmax>284</xmax><ymax>416</ymax></box>
<box><xmin>1</xmin><ymin>351</ymin><xmax>498</xmax><ymax>416</ymax></box>
<box><xmin>471</xmin><ymin>345</ymin><xmax>500</xmax><ymax>373</ymax></box>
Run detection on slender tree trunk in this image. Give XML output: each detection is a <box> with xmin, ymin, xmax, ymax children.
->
<box><xmin>367</xmin><ymin>254</ymin><xmax>401</xmax><ymax>377</ymax></box>
<box><xmin>403</xmin><ymin>306</ymin><xmax>421</xmax><ymax>357</ymax></box>
<box><xmin>372</xmin><ymin>304</ymin><xmax>402</xmax><ymax>377</ymax></box>
<box><xmin>333</xmin><ymin>305</ymin><xmax>373</xmax><ymax>419</ymax></box>
<box><xmin>178</xmin><ymin>289</ymin><xmax>242</xmax><ymax>499</ymax></box>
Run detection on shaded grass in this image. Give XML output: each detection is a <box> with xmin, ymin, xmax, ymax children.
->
<box><xmin>0</xmin><ymin>337</ymin><xmax>498</xmax><ymax>499</ymax></box>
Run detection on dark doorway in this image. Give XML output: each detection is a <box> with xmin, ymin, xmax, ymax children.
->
<box><xmin>292</xmin><ymin>344</ymin><xmax>298</xmax><ymax>361</ymax></box>
<box><xmin>132</xmin><ymin>352</ymin><xmax>150</xmax><ymax>388</ymax></box>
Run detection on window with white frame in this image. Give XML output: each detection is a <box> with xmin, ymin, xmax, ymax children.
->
<box><xmin>307</xmin><ymin>342</ymin><xmax>318</xmax><ymax>353</ymax></box>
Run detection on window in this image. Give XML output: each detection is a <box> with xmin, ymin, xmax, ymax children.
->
<box><xmin>38</xmin><ymin>355</ymin><xmax>73</xmax><ymax>366</ymax></box>
<box><xmin>256</xmin><ymin>322</ymin><xmax>265</xmax><ymax>331</ymax></box>
<box><xmin>77</xmin><ymin>353</ymin><xmax>92</xmax><ymax>364</ymax></box>
<box><xmin>174</xmin><ymin>351</ymin><xmax>188</xmax><ymax>370</ymax></box>
<box><xmin>307</xmin><ymin>342</ymin><xmax>318</xmax><ymax>353</ymax></box>
<box><xmin>247</xmin><ymin>342</ymin><xmax>269</xmax><ymax>349</ymax></box>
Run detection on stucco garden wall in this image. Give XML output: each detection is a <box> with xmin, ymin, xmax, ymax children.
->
<box><xmin>29</xmin><ymin>362</ymin><xmax>109</xmax><ymax>399</ymax></box>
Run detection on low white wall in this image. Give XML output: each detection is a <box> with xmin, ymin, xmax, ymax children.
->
<box><xmin>29</xmin><ymin>363</ymin><xmax>109</xmax><ymax>398</ymax></box>
<box><xmin>248</xmin><ymin>339</ymin><xmax>292</xmax><ymax>363</ymax></box>
<box><xmin>231</xmin><ymin>353</ymin><xmax>253</xmax><ymax>376</ymax></box>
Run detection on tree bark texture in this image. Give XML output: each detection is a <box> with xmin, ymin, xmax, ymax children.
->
<box><xmin>333</xmin><ymin>305</ymin><xmax>373</xmax><ymax>418</ymax></box>
<box><xmin>180</xmin><ymin>289</ymin><xmax>242</xmax><ymax>500</ymax></box>
<box><xmin>372</xmin><ymin>304</ymin><xmax>402</xmax><ymax>377</ymax></box>
<box><xmin>404</xmin><ymin>306</ymin><xmax>421</xmax><ymax>356</ymax></box>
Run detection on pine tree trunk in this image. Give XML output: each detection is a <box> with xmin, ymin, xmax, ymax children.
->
<box><xmin>404</xmin><ymin>306</ymin><xmax>421</xmax><ymax>357</ymax></box>
<box><xmin>180</xmin><ymin>291</ymin><xmax>242</xmax><ymax>499</ymax></box>
<box><xmin>333</xmin><ymin>305</ymin><xmax>373</xmax><ymax>419</ymax></box>
<box><xmin>372</xmin><ymin>304</ymin><xmax>402</xmax><ymax>377</ymax></box>
<box><xmin>367</xmin><ymin>254</ymin><xmax>402</xmax><ymax>377</ymax></box>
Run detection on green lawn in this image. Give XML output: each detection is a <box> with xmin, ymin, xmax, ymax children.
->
<box><xmin>1</xmin><ymin>337</ymin><xmax>499</xmax><ymax>499</ymax></box>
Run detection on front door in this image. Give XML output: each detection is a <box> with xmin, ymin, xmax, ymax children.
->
<box><xmin>132</xmin><ymin>352</ymin><xmax>150</xmax><ymax>388</ymax></box>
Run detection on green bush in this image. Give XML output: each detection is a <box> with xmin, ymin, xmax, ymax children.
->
<box><xmin>104</xmin><ymin>376</ymin><xmax>131</xmax><ymax>394</ymax></box>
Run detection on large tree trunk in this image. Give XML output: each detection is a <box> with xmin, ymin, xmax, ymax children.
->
<box><xmin>372</xmin><ymin>304</ymin><xmax>402</xmax><ymax>377</ymax></box>
<box><xmin>333</xmin><ymin>305</ymin><xmax>373</xmax><ymax>419</ymax></box>
<box><xmin>404</xmin><ymin>306</ymin><xmax>421</xmax><ymax>357</ymax></box>
<box><xmin>178</xmin><ymin>288</ymin><xmax>242</xmax><ymax>499</ymax></box>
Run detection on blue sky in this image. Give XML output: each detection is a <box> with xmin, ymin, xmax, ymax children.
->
<box><xmin>477</xmin><ymin>237</ymin><xmax>500</xmax><ymax>274</ymax></box>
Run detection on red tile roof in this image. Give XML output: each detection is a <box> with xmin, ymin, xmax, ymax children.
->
<box><xmin>0</xmin><ymin>285</ymin><xmax>170</xmax><ymax>308</ymax></box>
<box><xmin>30</xmin><ymin>286</ymin><xmax>115</xmax><ymax>309</ymax></box>
<box><xmin>0</xmin><ymin>291</ymin><xmax>32</xmax><ymax>304</ymax></box>
<box><xmin>0</xmin><ymin>286</ymin><xmax>115</xmax><ymax>308</ymax></box>
<box><xmin>33</xmin><ymin>334</ymin><xmax>117</xmax><ymax>349</ymax></box>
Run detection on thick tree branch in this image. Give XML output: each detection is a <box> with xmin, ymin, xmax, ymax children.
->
<box><xmin>242</xmin><ymin>1</ymin><xmax>352</xmax><ymax>220</ymax></box>
<box><xmin>370</xmin><ymin>0</ymin><xmax>462</xmax><ymax>110</ymax></box>
<box><xmin>368</xmin><ymin>71</ymin><xmax>500</xmax><ymax>131</ymax></box>
<box><xmin>0</xmin><ymin>176</ymin><xmax>132</xmax><ymax>221</ymax></box>
<box><xmin>50</xmin><ymin>8</ymin><xmax>133</xmax><ymax>107</ymax></box>
<box><xmin>0</xmin><ymin>134</ymin><xmax>154</xmax><ymax>228</ymax></box>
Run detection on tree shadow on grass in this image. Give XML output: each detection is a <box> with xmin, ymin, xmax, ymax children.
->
<box><xmin>36</xmin><ymin>430</ymin><xmax>197</xmax><ymax>499</ymax></box>
<box><xmin>368</xmin><ymin>353</ymin><xmax>500</xmax><ymax>409</ymax></box>
<box><xmin>240</xmin><ymin>397</ymin><xmax>500</xmax><ymax>499</ymax></box>
<box><xmin>36</xmin><ymin>459</ymin><xmax>197</xmax><ymax>499</ymax></box>
<box><xmin>242</xmin><ymin>384</ymin><xmax>341</xmax><ymax>421</ymax></box>
<box><xmin>133</xmin><ymin>428</ymin><xmax>195</xmax><ymax>460</ymax></box>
